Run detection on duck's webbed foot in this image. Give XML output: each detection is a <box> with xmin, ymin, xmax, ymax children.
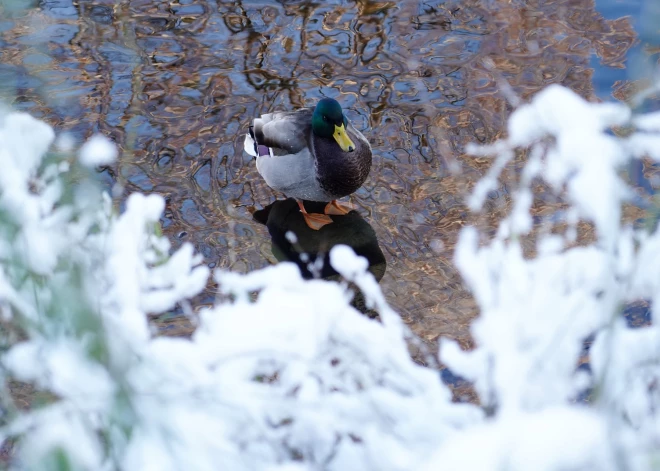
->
<box><xmin>297</xmin><ymin>200</ymin><xmax>333</xmax><ymax>230</ymax></box>
<box><xmin>324</xmin><ymin>200</ymin><xmax>354</xmax><ymax>216</ymax></box>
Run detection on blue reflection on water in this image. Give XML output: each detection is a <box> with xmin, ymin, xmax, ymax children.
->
<box><xmin>593</xmin><ymin>1</ymin><xmax>660</xmax><ymax>201</ymax></box>
<box><xmin>592</xmin><ymin>0</ymin><xmax>654</xmax><ymax>100</ymax></box>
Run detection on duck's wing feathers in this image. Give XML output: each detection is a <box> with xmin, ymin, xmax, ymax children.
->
<box><xmin>253</xmin><ymin>108</ymin><xmax>313</xmax><ymax>155</ymax></box>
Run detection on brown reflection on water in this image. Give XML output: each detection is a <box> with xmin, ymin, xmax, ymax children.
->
<box><xmin>0</xmin><ymin>0</ymin><xmax>637</xmax><ymax>348</ymax></box>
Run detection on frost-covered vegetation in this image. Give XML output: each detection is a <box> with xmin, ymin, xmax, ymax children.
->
<box><xmin>1</xmin><ymin>84</ymin><xmax>660</xmax><ymax>470</ymax></box>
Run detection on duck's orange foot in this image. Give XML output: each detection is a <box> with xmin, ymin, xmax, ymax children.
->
<box><xmin>302</xmin><ymin>212</ymin><xmax>334</xmax><ymax>230</ymax></box>
<box><xmin>324</xmin><ymin>200</ymin><xmax>354</xmax><ymax>216</ymax></box>
<box><xmin>297</xmin><ymin>200</ymin><xmax>333</xmax><ymax>230</ymax></box>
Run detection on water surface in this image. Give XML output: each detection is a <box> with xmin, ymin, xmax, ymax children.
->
<box><xmin>0</xmin><ymin>0</ymin><xmax>648</xmax><ymax>355</ymax></box>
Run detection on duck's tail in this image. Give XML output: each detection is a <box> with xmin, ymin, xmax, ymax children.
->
<box><xmin>244</xmin><ymin>125</ymin><xmax>273</xmax><ymax>158</ymax></box>
<box><xmin>244</xmin><ymin>126</ymin><xmax>258</xmax><ymax>157</ymax></box>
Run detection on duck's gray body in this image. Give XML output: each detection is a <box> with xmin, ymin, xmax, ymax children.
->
<box><xmin>244</xmin><ymin>108</ymin><xmax>371</xmax><ymax>202</ymax></box>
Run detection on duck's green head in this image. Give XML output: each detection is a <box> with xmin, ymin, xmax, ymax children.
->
<box><xmin>312</xmin><ymin>98</ymin><xmax>355</xmax><ymax>152</ymax></box>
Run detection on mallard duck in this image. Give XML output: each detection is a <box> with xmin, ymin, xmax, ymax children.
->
<box><xmin>244</xmin><ymin>98</ymin><xmax>372</xmax><ymax>230</ymax></box>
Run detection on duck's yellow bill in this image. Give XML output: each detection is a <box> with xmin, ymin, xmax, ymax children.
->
<box><xmin>333</xmin><ymin>124</ymin><xmax>355</xmax><ymax>152</ymax></box>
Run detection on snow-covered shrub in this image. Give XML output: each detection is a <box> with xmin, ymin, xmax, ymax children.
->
<box><xmin>3</xmin><ymin>83</ymin><xmax>660</xmax><ymax>470</ymax></box>
<box><xmin>0</xmin><ymin>110</ymin><xmax>209</xmax><ymax>469</ymax></box>
<box><xmin>0</xmin><ymin>110</ymin><xmax>480</xmax><ymax>470</ymax></box>
<box><xmin>436</xmin><ymin>85</ymin><xmax>660</xmax><ymax>469</ymax></box>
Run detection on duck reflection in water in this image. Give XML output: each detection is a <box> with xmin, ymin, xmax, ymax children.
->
<box><xmin>253</xmin><ymin>198</ymin><xmax>386</xmax><ymax>317</ymax></box>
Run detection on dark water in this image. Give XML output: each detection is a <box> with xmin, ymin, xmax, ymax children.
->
<box><xmin>0</xmin><ymin>0</ymin><xmax>652</xmax><ymax>352</ymax></box>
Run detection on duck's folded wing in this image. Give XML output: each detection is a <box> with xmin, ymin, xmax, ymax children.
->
<box><xmin>253</xmin><ymin>109</ymin><xmax>312</xmax><ymax>154</ymax></box>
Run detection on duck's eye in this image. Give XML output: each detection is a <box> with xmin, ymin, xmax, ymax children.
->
<box><xmin>323</xmin><ymin>116</ymin><xmax>328</xmax><ymax>122</ymax></box>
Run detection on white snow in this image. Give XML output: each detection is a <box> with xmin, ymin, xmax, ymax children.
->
<box><xmin>79</xmin><ymin>133</ymin><xmax>118</xmax><ymax>167</ymax></box>
<box><xmin>0</xmin><ymin>84</ymin><xmax>659</xmax><ymax>469</ymax></box>
<box><xmin>422</xmin><ymin>408</ymin><xmax>614</xmax><ymax>471</ymax></box>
